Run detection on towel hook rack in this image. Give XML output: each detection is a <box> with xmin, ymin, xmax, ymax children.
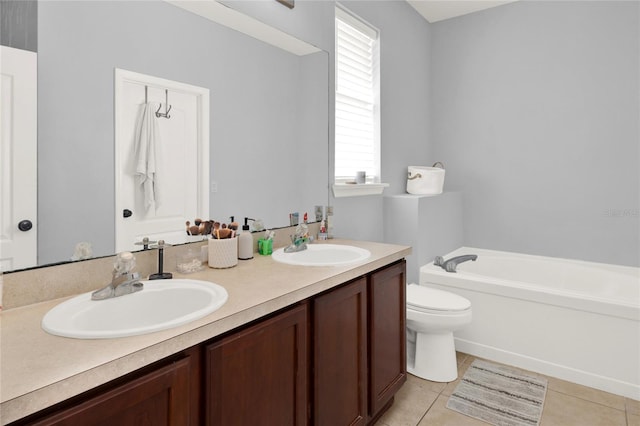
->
<box><xmin>155</xmin><ymin>89</ymin><xmax>172</xmax><ymax>119</ymax></box>
<box><xmin>144</xmin><ymin>86</ymin><xmax>171</xmax><ymax>119</ymax></box>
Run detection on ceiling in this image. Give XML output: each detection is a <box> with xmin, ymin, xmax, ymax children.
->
<box><xmin>407</xmin><ymin>0</ymin><xmax>518</xmax><ymax>23</ymax></box>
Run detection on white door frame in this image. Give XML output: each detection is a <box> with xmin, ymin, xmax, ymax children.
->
<box><xmin>0</xmin><ymin>46</ymin><xmax>37</xmax><ymax>271</ymax></box>
<box><xmin>114</xmin><ymin>68</ymin><xmax>209</xmax><ymax>251</ymax></box>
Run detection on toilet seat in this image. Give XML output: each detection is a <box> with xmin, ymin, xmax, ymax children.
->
<box><xmin>407</xmin><ymin>284</ymin><xmax>471</xmax><ymax>313</ymax></box>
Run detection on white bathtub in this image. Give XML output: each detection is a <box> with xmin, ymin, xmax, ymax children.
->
<box><xmin>420</xmin><ymin>247</ymin><xmax>640</xmax><ymax>400</ymax></box>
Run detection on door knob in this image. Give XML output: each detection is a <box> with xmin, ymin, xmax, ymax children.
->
<box><xmin>123</xmin><ymin>209</ymin><xmax>133</xmax><ymax>218</ymax></box>
<box><xmin>18</xmin><ymin>220</ymin><xmax>33</xmax><ymax>232</ymax></box>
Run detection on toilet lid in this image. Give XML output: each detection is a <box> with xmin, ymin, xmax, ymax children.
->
<box><xmin>407</xmin><ymin>284</ymin><xmax>471</xmax><ymax>312</ymax></box>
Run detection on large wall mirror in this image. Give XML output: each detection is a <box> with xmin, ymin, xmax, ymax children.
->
<box><xmin>6</xmin><ymin>0</ymin><xmax>329</xmax><ymax>271</ymax></box>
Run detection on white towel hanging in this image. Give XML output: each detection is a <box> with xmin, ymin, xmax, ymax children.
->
<box><xmin>133</xmin><ymin>102</ymin><xmax>163</xmax><ymax>211</ymax></box>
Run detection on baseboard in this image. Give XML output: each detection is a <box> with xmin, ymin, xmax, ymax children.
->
<box><xmin>455</xmin><ymin>338</ymin><xmax>640</xmax><ymax>401</ymax></box>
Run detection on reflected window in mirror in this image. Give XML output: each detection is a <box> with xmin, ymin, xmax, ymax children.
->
<box><xmin>334</xmin><ymin>5</ymin><xmax>380</xmax><ymax>184</ymax></box>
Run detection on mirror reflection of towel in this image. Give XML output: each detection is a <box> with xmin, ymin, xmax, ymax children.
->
<box><xmin>133</xmin><ymin>102</ymin><xmax>162</xmax><ymax>211</ymax></box>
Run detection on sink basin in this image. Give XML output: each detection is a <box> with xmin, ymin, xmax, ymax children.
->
<box><xmin>42</xmin><ymin>279</ymin><xmax>228</xmax><ymax>339</ymax></box>
<box><xmin>272</xmin><ymin>244</ymin><xmax>371</xmax><ymax>266</ymax></box>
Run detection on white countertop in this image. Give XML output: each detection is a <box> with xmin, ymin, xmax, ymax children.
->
<box><xmin>0</xmin><ymin>239</ymin><xmax>410</xmax><ymax>424</ymax></box>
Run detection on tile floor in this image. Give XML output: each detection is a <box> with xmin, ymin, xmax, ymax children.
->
<box><xmin>376</xmin><ymin>353</ymin><xmax>640</xmax><ymax>426</ymax></box>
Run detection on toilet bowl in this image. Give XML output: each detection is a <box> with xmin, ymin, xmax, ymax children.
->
<box><xmin>406</xmin><ymin>283</ymin><xmax>472</xmax><ymax>382</ymax></box>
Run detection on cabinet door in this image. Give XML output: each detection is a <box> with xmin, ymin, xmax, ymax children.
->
<box><xmin>368</xmin><ymin>260</ymin><xmax>407</xmax><ymax>418</ymax></box>
<box><xmin>27</xmin><ymin>357</ymin><xmax>191</xmax><ymax>426</ymax></box>
<box><xmin>314</xmin><ymin>277</ymin><xmax>368</xmax><ymax>426</ymax></box>
<box><xmin>206</xmin><ymin>303</ymin><xmax>308</xmax><ymax>426</ymax></box>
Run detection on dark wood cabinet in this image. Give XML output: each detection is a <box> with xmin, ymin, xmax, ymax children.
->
<box><xmin>205</xmin><ymin>303</ymin><xmax>309</xmax><ymax>425</ymax></box>
<box><xmin>13</xmin><ymin>260</ymin><xmax>406</xmax><ymax>426</ymax></box>
<box><xmin>313</xmin><ymin>277</ymin><xmax>368</xmax><ymax>426</ymax></box>
<box><xmin>312</xmin><ymin>260</ymin><xmax>407</xmax><ymax>425</ymax></box>
<box><xmin>24</xmin><ymin>356</ymin><xmax>192</xmax><ymax>426</ymax></box>
<box><xmin>368</xmin><ymin>260</ymin><xmax>407</xmax><ymax>420</ymax></box>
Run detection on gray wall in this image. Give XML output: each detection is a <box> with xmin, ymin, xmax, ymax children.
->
<box><xmin>430</xmin><ymin>1</ymin><xmax>639</xmax><ymax>266</ymax></box>
<box><xmin>0</xmin><ymin>0</ymin><xmax>37</xmax><ymax>51</ymax></box>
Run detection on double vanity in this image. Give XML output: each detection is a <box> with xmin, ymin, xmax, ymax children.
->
<box><xmin>1</xmin><ymin>239</ymin><xmax>410</xmax><ymax>425</ymax></box>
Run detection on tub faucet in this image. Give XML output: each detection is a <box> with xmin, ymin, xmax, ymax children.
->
<box><xmin>434</xmin><ymin>254</ymin><xmax>478</xmax><ymax>273</ymax></box>
<box><xmin>91</xmin><ymin>252</ymin><xmax>144</xmax><ymax>300</ymax></box>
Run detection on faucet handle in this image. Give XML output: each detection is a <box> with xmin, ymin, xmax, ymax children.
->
<box><xmin>445</xmin><ymin>263</ymin><xmax>457</xmax><ymax>273</ymax></box>
<box><xmin>434</xmin><ymin>256</ymin><xmax>444</xmax><ymax>266</ymax></box>
<box><xmin>135</xmin><ymin>237</ymin><xmax>157</xmax><ymax>250</ymax></box>
<box><xmin>113</xmin><ymin>251</ymin><xmax>136</xmax><ymax>275</ymax></box>
<box><xmin>150</xmin><ymin>239</ymin><xmax>172</xmax><ymax>249</ymax></box>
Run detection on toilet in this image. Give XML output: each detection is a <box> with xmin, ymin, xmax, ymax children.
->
<box><xmin>406</xmin><ymin>283</ymin><xmax>472</xmax><ymax>382</ymax></box>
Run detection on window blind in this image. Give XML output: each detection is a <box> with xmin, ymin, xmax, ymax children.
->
<box><xmin>335</xmin><ymin>7</ymin><xmax>380</xmax><ymax>182</ymax></box>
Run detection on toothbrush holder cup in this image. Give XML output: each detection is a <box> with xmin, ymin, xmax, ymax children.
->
<box><xmin>258</xmin><ymin>238</ymin><xmax>273</xmax><ymax>255</ymax></box>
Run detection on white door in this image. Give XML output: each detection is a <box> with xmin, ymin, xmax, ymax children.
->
<box><xmin>0</xmin><ymin>46</ymin><xmax>37</xmax><ymax>271</ymax></box>
<box><xmin>114</xmin><ymin>69</ymin><xmax>209</xmax><ymax>252</ymax></box>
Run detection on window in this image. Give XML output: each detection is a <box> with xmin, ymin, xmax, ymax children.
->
<box><xmin>335</xmin><ymin>6</ymin><xmax>380</xmax><ymax>183</ymax></box>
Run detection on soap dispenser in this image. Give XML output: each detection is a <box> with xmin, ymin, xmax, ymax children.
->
<box><xmin>238</xmin><ymin>217</ymin><xmax>254</xmax><ymax>260</ymax></box>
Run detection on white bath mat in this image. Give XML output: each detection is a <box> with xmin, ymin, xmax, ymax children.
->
<box><xmin>446</xmin><ymin>359</ymin><xmax>548</xmax><ymax>426</ymax></box>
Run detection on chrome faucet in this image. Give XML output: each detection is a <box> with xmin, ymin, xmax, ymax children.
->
<box><xmin>284</xmin><ymin>224</ymin><xmax>312</xmax><ymax>253</ymax></box>
<box><xmin>434</xmin><ymin>254</ymin><xmax>478</xmax><ymax>273</ymax></box>
<box><xmin>91</xmin><ymin>252</ymin><xmax>144</xmax><ymax>300</ymax></box>
<box><xmin>284</xmin><ymin>235</ymin><xmax>309</xmax><ymax>253</ymax></box>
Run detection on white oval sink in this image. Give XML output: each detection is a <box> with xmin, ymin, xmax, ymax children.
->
<box><xmin>42</xmin><ymin>279</ymin><xmax>228</xmax><ymax>339</ymax></box>
<box><xmin>272</xmin><ymin>244</ymin><xmax>371</xmax><ymax>266</ymax></box>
